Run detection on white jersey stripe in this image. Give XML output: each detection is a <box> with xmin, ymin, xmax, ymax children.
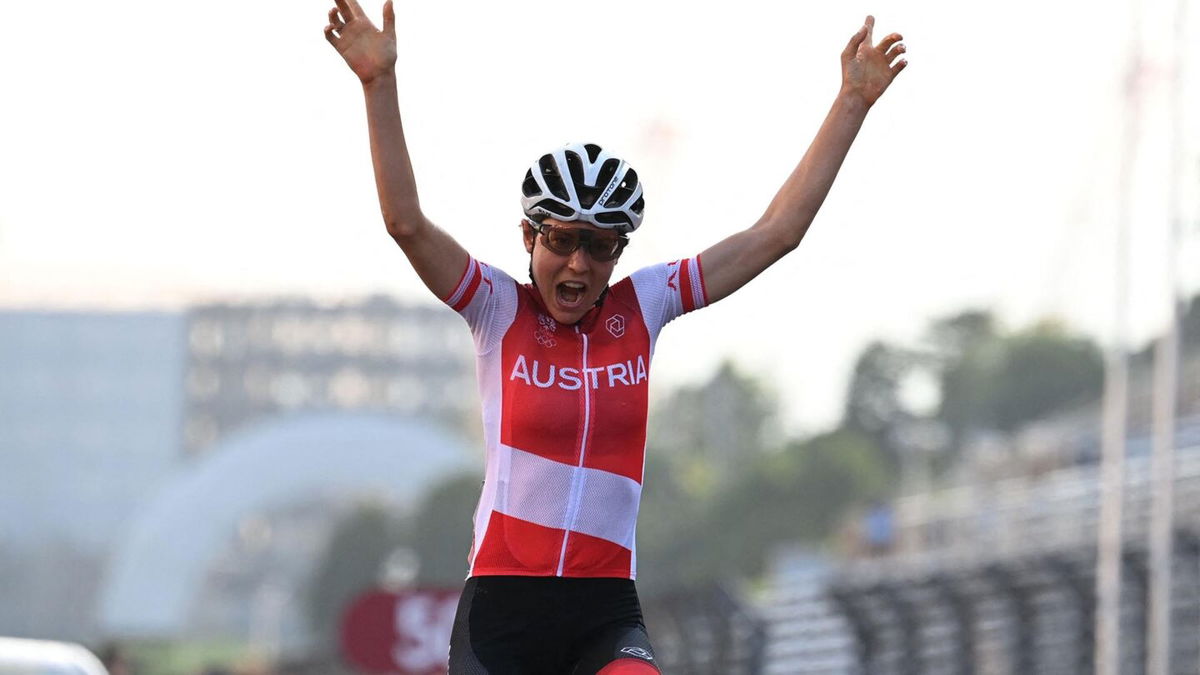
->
<box><xmin>489</xmin><ymin>444</ymin><xmax>642</xmax><ymax>550</ymax></box>
<box><xmin>687</xmin><ymin>257</ymin><xmax>707</xmax><ymax>309</ymax></box>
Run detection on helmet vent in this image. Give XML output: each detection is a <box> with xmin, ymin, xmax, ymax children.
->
<box><xmin>594</xmin><ymin>212</ymin><xmax>632</xmax><ymax>227</ymax></box>
<box><xmin>586</xmin><ymin>159</ymin><xmax>619</xmax><ymax>209</ymax></box>
<box><xmin>603</xmin><ymin>169</ymin><xmax>638</xmax><ymax>208</ymax></box>
<box><xmin>521</xmin><ymin>170</ymin><xmax>540</xmax><ymax>197</ymax></box>
<box><xmin>584</xmin><ymin>143</ymin><xmax>603</xmax><ymax>162</ymax></box>
<box><xmin>534</xmin><ymin>198</ymin><xmax>576</xmax><ymax>218</ymax></box>
<box><xmin>539</xmin><ymin>156</ymin><xmax>569</xmax><ymax>201</ymax></box>
<box><xmin>566</xmin><ymin>151</ymin><xmax>601</xmax><ymax>209</ymax></box>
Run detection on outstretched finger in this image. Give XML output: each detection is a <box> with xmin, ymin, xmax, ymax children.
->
<box><xmin>328</xmin><ymin>7</ymin><xmax>345</xmax><ymax>29</ymax></box>
<box><xmin>885</xmin><ymin>43</ymin><xmax>906</xmax><ymax>63</ymax></box>
<box><xmin>333</xmin><ymin>0</ymin><xmax>363</xmax><ymax>21</ymax></box>
<box><xmin>890</xmin><ymin>58</ymin><xmax>909</xmax><ymax>78</ymax></box>
<box><xmin>876</xmin><ymin>32</ymin><xmax>902</xmax><ymax>54</ymax></box>
<box><xmin>382</xmin><ymin>0</ymin><xmax>395</xmax><ymax>35</ymax></box>
<box><xmin>842</xmin><ymin>23</ymin><xmax>868</xmax><ymax>60</ymax></box>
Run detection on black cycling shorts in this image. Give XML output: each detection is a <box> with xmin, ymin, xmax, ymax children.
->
<box><xmin>448</xmin><ymin>576</ymin><xmax>661</xmax><ymax>674</ymax></box>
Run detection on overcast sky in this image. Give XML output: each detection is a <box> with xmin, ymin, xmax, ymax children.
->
<box><xmin>2</xmin><ymin>0</ymin><xmax>1197</xmax><ymax>432</ymax></box>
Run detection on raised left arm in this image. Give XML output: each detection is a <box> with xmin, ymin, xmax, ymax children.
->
<box><xmin>699</xmin><ymin>15</ymin><xmax>907</xmax><ymax>304</ymax></box>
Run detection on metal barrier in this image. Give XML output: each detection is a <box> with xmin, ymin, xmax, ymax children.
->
<box><xmin>760</xmin><ymin>441</ymin><xmax>1200</xmax><ymax>673</ymax></box>
<box><xmin>643</xmin><ymin>585</ymin><xmax>767</xmax><ymax>674</ymax></box>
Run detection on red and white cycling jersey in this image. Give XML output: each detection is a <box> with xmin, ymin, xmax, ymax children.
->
<box><xmin>442</xmin><ymin>255</ymin><xmax>709</xmax><ymax>579</ymax></box>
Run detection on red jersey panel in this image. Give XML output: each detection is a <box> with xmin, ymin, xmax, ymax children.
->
<box><xmin>442</xmin><ymin>255</ymin><xmax>708</xmax><ymax>579</ymax></box>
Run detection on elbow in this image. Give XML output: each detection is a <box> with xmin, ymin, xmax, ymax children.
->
<box><xmin>383</xmin><ymin>210</ymin><xmax>427</xmax><ymax>242</ymax></box>
<box><xmin>385</xmin><ymin>220</ymin><xmax>415</xmax><ymax>241</ymax></box>
<box><xmin>775</xmin><ymin>230</ymin><xmax>804</xmax><ymax>254</ymax></box>
<box><xmin>755</xmin><ymin>217</ymin><xmax>810</xmax><ymax>256</ymax></box>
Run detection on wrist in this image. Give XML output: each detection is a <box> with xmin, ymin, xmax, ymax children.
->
<box><xmin>361</xmin><ymin>69</ymin><xmax>398</xmax><ymax>92</ymax></box>
<box><xmin>834</xmin><ymin>87</ymin><xmax>872</xmax><ymax>117</ymax></box>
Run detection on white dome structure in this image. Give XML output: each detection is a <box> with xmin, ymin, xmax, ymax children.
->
<box><xmin>99</xmin><ymin>412</ymin><xmax>474</xmax><ymax>637</ymax></box>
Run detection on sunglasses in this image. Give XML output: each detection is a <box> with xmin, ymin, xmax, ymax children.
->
<box><xmin>531</xmin><ymin>222</ymin><xmax>629</xmax><ymax>262</ymax></box>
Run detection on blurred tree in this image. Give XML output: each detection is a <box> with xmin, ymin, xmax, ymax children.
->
<box><xmin>639</xmin><ymin>308</ymin><xmax>1112</xmax><ymax>592</ymax></box>
<box><xmin>306</xmin><ymin>503</ymin><xmax>407</xmax><ymax>651</ymax></box>
<box><xmin>639</xmin><ymin>427</ymin><xmax>890</xmax><ymax>589</ymax></box>
<box><xmin>1185</xmin><ymin>294</ymin><xmax>1200</xmax><ymax>347</ymax></box>
<box><xmin>926</xmin><ymin>310</ymin><xmax>1003</xmax><ymax>449</ymax></box>
<box><xmin>646</xmin><ymin>360</ymin><xmax>779</xmax><ymax>497</ymax></box>
<box><xmin>696</xmin><ymin>429</ymin><xmax>890</xmax><ymax>580</ymax></box>
<box><xmin>409</xmin><ymin>473</ymin><xmax>479</xmax><ymax>587</ymax></box>
<box><xmin>636</xmin><ymin>450</ymin><xmax>713</xmax><ymax>593</ymax></box>
<box><xmin>842</xmin><ymin>340</ymin><xmax>917</xmax><ymax>464</ymax></box>
<box><xmin>934</xmin><ymin>315</ymin><xmax>1102</xmax><ymax>444</ymax></box>
<box><xmin>990</xmin><ymin>323</ymin><xmax>1103</xmax><ymax>430</ymax></box>
<box><xmin>1132</xmin><ymin>293</ymin><xmax>1200</xmax><ymax>362</ymax></box>
<box><xmin>926</xmin><ymin>310</ymin><xmax>997</xmax><ymax>360</ymax></box>
<box><xmin>639</xmin><ymin>361</ymin><xmax>780</xmax><ymax>591</ymax></box>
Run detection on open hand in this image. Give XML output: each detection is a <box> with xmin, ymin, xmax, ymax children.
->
<box><xmin>325</xmin><ymin>0</ymin><xmax>397</xmax><ymax>85</ymax></box>
<box><xmin>840</xmin><ymin>16</ymin><xmax>907</xmax><ymax>107</ymax></box>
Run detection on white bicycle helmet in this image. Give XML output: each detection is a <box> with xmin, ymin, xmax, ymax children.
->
<box><xmin>521</xmin><ymin>142</ymin><xmax>645</xmax><ymax>233</ymax></box>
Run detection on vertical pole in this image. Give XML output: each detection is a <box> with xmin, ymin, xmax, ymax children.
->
<box><xmin>1095</xmin><ymin>1</ymin><xmax>1142</xmax><ymax>671</ymax></box>
<box><xmin>1095</xmin><ymin>325</ymin><xmax>1129</xmax><ymax>675</ymax></box>
<box><xmin>1146</xmin><ymin>1</ymin><xmax>1187</xmax><ymax>672</ymax></box>
<box><xmin>1146</xmin><ymin>322</ymin><xmax>1177</xmax><ymax>675</ymax></box>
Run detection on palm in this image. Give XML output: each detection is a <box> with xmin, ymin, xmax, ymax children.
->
<box><xmin>840</xmin><ymin>16</ymin><xmax>907</xmax><ymax>107</ymax></box>
<box><xmin>325</xmin><ymin>0</ymin><xmax>397</xmax><ymax>84</ymax></box>
<box><xmin>338</xmin><ymin>23</ymin><xmax>396</xmax><ymax>82</ymax></box>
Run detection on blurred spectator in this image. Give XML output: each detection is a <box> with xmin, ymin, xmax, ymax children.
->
<box><xmin>863</xmin><ymin>501</ymin><xmax>895</xmax><ymax>557</ymax></box>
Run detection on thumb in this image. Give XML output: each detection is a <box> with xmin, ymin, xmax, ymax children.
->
<box><xmin>842</xmin><ymin>24</ymin><xmax>867</xmax><ymax>61</ymax></box>
<box><xmin>383</xmin><ymin>0</ymin><xmax>395</xmax><ymax>35</ymax></box>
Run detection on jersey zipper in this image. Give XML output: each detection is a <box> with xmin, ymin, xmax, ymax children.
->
<box><xmin>556</xmin><ymin>327</ymin><xmax>591</xmax><ymax>576</ymax></box>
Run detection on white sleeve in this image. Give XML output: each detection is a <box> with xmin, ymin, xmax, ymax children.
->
<box><xmin>628</xmin><ymin>255</ymin><xmax>709</xmax><ymax>345</ymax></box>
<box><xmin>441</xmin><ymin>257</ymin><xmax>519</xmax><ymax>355</ymax></box>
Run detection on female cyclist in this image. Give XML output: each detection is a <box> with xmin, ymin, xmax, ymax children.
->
<box><xmin>324</xmin><ymin>2</ymin><xmax>906</xmax><ymax>672</ymax></box>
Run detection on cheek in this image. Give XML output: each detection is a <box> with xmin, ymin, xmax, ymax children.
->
<box><xmin>593</xmin><ymin>263</ymin><xmax>617</xmax><ymax>286</ymax></box>
<box><xmin>530</xmin><ymin>249</ymin><xmax>558</xmax><ymax>283</ymax></box>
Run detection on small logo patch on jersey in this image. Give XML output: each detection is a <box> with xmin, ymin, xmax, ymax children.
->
<box><xmin>606</xmin><ymin>314</ymin><xmax>626</xmax><ymax>339</ymax></box>
<box><xmin>619</xmin><ymin>646</ymin><xmax>654</xmax><ymax>661</ymax></box>
<box><xmin>666</xmin><ymin>261</ymin><xmax>680</xmax><ymax>291</ymax></box>
<box><xmin>535</xmin><ymin>313</ymin><xmax>558</xmax><ymax>347</ymax></box>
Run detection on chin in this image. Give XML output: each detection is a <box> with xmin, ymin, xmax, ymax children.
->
<box><xmin>550</xmin><ymin>308</ymin><xmax>586</xmax><ymax>325</ymax></box>
<box><xmin>545</xmin><ymin>300</ymin><xmax>590</xmax><ymax>325</ymax></box>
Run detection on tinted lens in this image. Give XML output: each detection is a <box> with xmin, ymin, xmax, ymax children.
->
<box><xmin>539</xmin><ymin>225</ymin><xmax>626</xmax><ymax>261</ymax></box>
<box><xmin>542</xmin><ymin>227</ymin><xmax>581</xmax><ymax>256</ymax></box>
<box><xmin>585</xmin><ymin>233</ymin><xmax>624</xmax><ymax>261</ymax></box>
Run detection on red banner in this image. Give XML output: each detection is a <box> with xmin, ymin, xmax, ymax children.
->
<box><xmin>340</xmin><ymin>588</ymin><xmax>461</xmax><ymax>674</ymax></box>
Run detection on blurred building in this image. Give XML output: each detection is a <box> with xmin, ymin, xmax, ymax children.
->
<box><xmin>0</xmin><ymin>297</ymin><xmax>479</xmax><ymax>646</ymax></box>
<box><xmin>183</xmin><ymin>296</ymin><xmax>477</xmax><ymax>456</ymax></box>
<box><xmin>0</xmin><ymin>311</ymin><xmax>186</xmax><ymax>641</ymax></box>
<box><xmin>169</xmin><ymin>297</ymin><xmax>477</xmax><ymax>651</ymax></box>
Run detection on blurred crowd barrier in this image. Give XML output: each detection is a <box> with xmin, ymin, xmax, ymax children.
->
<box><xmin>756</xmin><ymin>438</ymin><xmax>1200</xmax><ymax>674</ymax></box>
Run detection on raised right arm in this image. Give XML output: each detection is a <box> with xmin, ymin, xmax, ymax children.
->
<box><xmin>325</xmin><ymin>0</ymin><xmax>469</xmax><ymax>300</ymax></box>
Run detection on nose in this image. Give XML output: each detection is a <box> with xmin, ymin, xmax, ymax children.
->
<box><xmin>566</xmin><ymin>246</ymin><xmax>591</xmax><ymax>272</ymax></box>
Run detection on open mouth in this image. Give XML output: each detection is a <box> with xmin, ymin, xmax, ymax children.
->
<box><xmin>556</xmin><ymin>281</ymin><xmax>587</xmax><ymax>309</ymax></box>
